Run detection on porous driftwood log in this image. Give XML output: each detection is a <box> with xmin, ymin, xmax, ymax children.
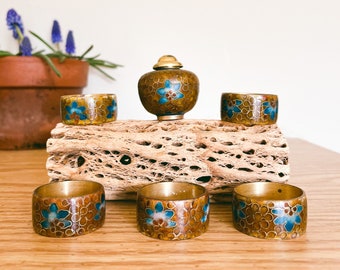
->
<box><xmin>46</xmin><ymin>120</ymin><xmax>289</xmax><ymax>202</ymax></box>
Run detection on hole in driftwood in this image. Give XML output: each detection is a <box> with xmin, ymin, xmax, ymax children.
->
<box><xmin>152</xmin><ymin>144</ymin><xmax>163</xmax><ymax>149</ymax></box>
<box><xmin>196</xmin><ymin>176</ymin><xmax>211</xmax><ymax>183</ymax></box>
<box><xmin>171</xmin><ymin>166</ymin><xmax>180</xmax><ymax>171</ymax></box>
<box><xmin>207</xmin><ymin>157</ymin><xmax>217</xmax><ymax>162</ymax></box>
<box><xmin>238</xmin><ymin>167</ymin><xmax>253</xmax><ymax>172</ymax></box>
<box><xmin>190</xmin><ymin>165</ymin><xmax>201</xmax><ymax>171</ymax></box>
<box><xmin>136</xmin><ymin>140</ymin><xmax>151</xmax><ymax>146</ymax></box>
<box><xmin>243</xmin><ymin>149</ymin><xmax>255</xmax><ymax>155</ymax></box>
<box><xmin>172</xmin><ymin>142</ymin><xmax>183</xmax><ymax>147</ymax></box>
<box><xmin>195</xmin><ymin>143</ymin><xmax>207</xmax><ymax>149</ymax></box>
<box><xmin>77</xmin><ymin>156</ymin><xmax>85</xmax><ymax>167</ymax></box>
<box><xmin>120</xmin><ymin>155</ymin><xmax>131</xmax><ymax>165</ymax></box>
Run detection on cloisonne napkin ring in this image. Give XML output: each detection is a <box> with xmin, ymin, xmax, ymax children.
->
<box><xmin>60</xmin><ymin>93</ymin><xmax>117</xmax><ymax>125</ymax></box>
<box><xmin>32</xmin><ymin>180</ymin><xmax>106</xmax><ymax>237</ymax></box>
<box><xmin>137</xmin><ymin>182</ymin><xmax>210</xmax><ymax>240</ymax></box>
<box><xmin>232</xmin><ymin>182</ymin><xmax>307</xmax><ymax>240</ymax></box>
<box><xmin>221</xmin><ymin>93</ymin><xmax>278</xmax><ymax>126</ymax></box>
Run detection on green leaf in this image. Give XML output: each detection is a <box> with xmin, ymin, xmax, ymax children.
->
<box><xmin>0</xmin><ymin>51</ymin><xmax>14</xmax><ymax>56</ymax></box>
<box><xmin>27</xmin><ymin>30</ymin><xmax>122</xmax><ymax>80</ymax></box>
<box><xmin>34</xmin><ymin>53</ymin><xmax>62</xmax><ymax>77</ymax></box>
<box><xmin>79</xmin><ymin>45</ymin><xmax>94</xmax><ymax>60</ymax></box>
<box><xmin>90</xmin><ymin>64</ymin><xmax>116</xmax><ymax>80</ymax></box>
<box><xmin>29</xmin><ymin>30</ymin><xmax>58</xmax><ymax>54</ymax></box>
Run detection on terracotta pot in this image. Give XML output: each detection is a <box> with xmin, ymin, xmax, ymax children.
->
<box><xmin>138</xmin><ymin>55</ymin><xmax>199</xmax><ymax>121</ymax></box>
<box><xmin>0</xmin><ymin>56</ymin><xmax>89</xmax><ymax>150</ymax></box>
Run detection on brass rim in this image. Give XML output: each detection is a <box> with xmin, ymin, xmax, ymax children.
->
<box><xmin>138</xmin><ymin>182</ymin><xmax>207</xmax><ymax>201</ymax></box>
<box><xmin>157</xmin><ymin>114</ymin><xmax>184</xmax><ymax>121</ymax></box>
<box><xmin>233</xmin><ymin>182</ymin><xmax>305</xmax><ymax>201</ymax></box>
<box><xmin>33</xmin><ymin>180</ymin><xmax>104</xmax><ymax>199</ymax></box>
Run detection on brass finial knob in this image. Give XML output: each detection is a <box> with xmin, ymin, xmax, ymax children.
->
<box><xmin>153</xmin><ymin>55</ymin><xmax>183</xmax><ymax>70</ymax></box>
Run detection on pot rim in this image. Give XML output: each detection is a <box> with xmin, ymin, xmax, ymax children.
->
<box><xmin>0</xmin><ymin>56</ymin><xmax>89</xmax><ymax>88</ymax></box>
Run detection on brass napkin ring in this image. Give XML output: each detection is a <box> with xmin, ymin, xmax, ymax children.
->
<box><xmin>137</xmin><ymin>182</ymin><xmax>210</xmax><ymax>240</ymax></box>
<box><xmin>221</xmin><ymin>93</ymin><xmax>278</xmax><ymax>125</ymax></box>
<box><xmin>32</xmin><ymin>180</ymin><xmax>106</xmax><ymax>237</ymax></box>
<box><xmin>232</xmin><ymin>182</ymin><xmax>307</xmax><ymax>240</ymax></box>
<box><xmin>60</xmin><ymin>93</ymin><xmax>117</xmax><ymax>125</ymax></box>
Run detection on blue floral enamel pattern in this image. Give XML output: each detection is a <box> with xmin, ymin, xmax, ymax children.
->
<box><xmin>263</xmin><ymin>100</ymin><xmax>278</xmax><ymax>120</ymax></box>
<box><xmin>272</xmin><ymin>203</ymin><xmax>303</xmax><ymax>232</ymax></box>
<box><xmin>65</xmin><ymin>101</ymin><xmax>87</xmax><ymax>121</ymax></box>
<box><xmin>137</xmin><ymin>56</ymin><xmax>199</xmax><ymax>120</ymax></box>
<box><xmin>41</xmin><ymin>203</ymin><xmax>71</xmax><ymax>229</ymax></box>
<box><xmin>61</xmin><ymin>94</ymin><xmax>117</xmax><ymax>125</ymax></box>
<box><xmin>233</xmin><ymin>200</ymin><xmax>246</xmax><ymax>222</ymax></box>
<box><xmin>201</xmin><ymin>199</ymin><xmax>210</xmax><ymax>223</ymax></box>
<box><xmin>145</xmin><ymin>201</ymin><xmax>176</xmax><ymax>228</ymax></box>
<box><xmin>222</xmin><ymin>99</ymin><xmax>242</xmax><ymax>118</ymax></box>
<box><xmin>32</xmin><ymin>185</ymin><xmax>106</xmax><ymax>238</ymax></box>
<box><xmin>107</xmin><ymin>99</ymin><xmax>117</xmax><ymax>119</ymax></box>
<box><xmin>95</xmin><ymin>193</ymin><xmax>106</xmax><ymax>221</ymax></box>
<box><xmin>157</xmin><ymin>80</ymin><xmax>184</xmax><ymax>104</ymax></box>
<box><xmin>232</xmin><ymin>184</ymin><xmax>307</xmax><ymax>240</ymax></box>
<box><xmin>221</xmin><ymin>93</ymin><xmax>278</xmax><ymax>125</ymax></box>
<box><xmin>137</xmin><ymin>183</ymin><xmax>209</xmax><ymax>240</ymax></box>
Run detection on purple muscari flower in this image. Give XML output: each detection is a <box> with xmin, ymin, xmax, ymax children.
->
<box><xmin>51</xmin><ymin>20</ymin><xmax>62</xmax><ymax>44</ymax></box>
<box><xmin>65</xmin><ymin>30</ymin><xmax>75</xmax><ymax>55</ymax></box>
<box><xmin>6</xmin><ymin>8</ymin><xmax>24</xmax><ymax>40</ymax></box>
<box><xmin>20</xmin><ymin>37</ymin><xmax>32</xmax><ymax>56</ymax></box>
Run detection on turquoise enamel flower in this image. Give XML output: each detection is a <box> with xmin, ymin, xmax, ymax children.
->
<box><xmin>145</xmin><ymin>201</ymin><xmax>176</xmax><ymax>228</ymax></box>
<box><xmin>272</xmin><ymin>204</ymin><xmax>303</xmax><ymax>232</ymax></box>
<box><xmin>41</xmin><ymin>203</ymin><xmax>71</xmax><ymax>229</ymax></box>
<box><xmin>107</xmin><ymin>99</ymin><xmax>117</xmax><ymax>118</ymax></box>
<box><xmin>94</xmin><ymin>193</ymin><xmax>105</xmax><ymax>221</ymax></box>
<box><xmin>263</xmin><ymin>100</ymin><xmax>278</xmax><ymax>120</ymax></box>
<box><xmin>65</xmin><ymin>101</ymin><xmax>87</xmax><ymax>121</ymax></box>
<box><xmin>157</xmin><ymin>80</ymin><xmax>183</xmax><ymax>104</ymax></box>
<box><xmin>233</xmin><ymin>200</ymin><xmax>246</xmax><ymax>222</ymax></box>
<box><xmin>201</xmin><ymin>199</ymin><xmax>210</xmax><ymax>223</ymax></box>
<box><xmin>223</xmin><ymin>99</ymin><xmax>242</xmax><ymax>118</ymax></box>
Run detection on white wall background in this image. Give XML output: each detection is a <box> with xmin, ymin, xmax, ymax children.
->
<box><xmin>1</xmin><ymin>0</ymin><xmax>340</xmax><ymax>153</ymax></box>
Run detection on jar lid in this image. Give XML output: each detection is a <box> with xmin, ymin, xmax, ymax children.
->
<box><xmin>153</xmin><ymin>55</ymin><xmax>183</xmax><ymax>70</ymax></box>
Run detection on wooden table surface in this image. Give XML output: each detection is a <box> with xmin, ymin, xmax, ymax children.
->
<box><xmin>0</xmin><ymin>138</ymin><xmax>339</xmax><ymax>269</ymax></box>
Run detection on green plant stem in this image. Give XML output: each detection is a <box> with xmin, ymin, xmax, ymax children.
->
<box><xmin>35</xmin><ymin>53</ymin><xmax>61</xmax><ymax>77</ymax></box>
<box><xmin>0</xmin><ymin>50</ymin><xmax>14</xmax><ymax>56</ymax></box>
<box><xmin>29</xmin><ymin>30</ymin><xmax>57</xmax><ymax>53</ymax></box>
<box><xmin>15</xmin><ymin>25</ymin><xmax>24</xmax><ymax>41</ymax></box>
<box><xmin>28</xmin><ymin>30</ymin><xmax>122</xmax><ymax>80</ymax></box>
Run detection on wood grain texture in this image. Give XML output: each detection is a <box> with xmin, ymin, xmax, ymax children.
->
<box><xmin>0</xmin><ymin>139</ymin><xmax>340</xmax><ymax>269</ymax></box>
<box><xmin>46</xmin><ymin>120</ymin><xmax>289</xmax><ymax>201</ymax></box>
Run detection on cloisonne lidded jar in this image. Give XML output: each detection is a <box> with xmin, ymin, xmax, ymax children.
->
<box><xmin>138</xmin><ymin>55</ymin><xmax>199</xmax><ymax>121</ymax></box>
